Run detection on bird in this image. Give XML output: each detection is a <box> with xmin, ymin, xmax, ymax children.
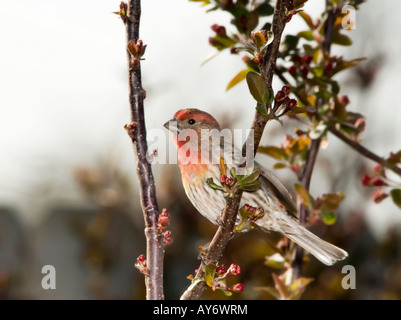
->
<box><xmin>164</xmin><ymin>108</ymin><xmax>348</xmax><ymax>266</ymax></box>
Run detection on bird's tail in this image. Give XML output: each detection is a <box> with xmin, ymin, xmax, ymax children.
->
<box><xmin>283</xmin><ymin>222</ymin><xmax>348</xmax><ymax>266</ymax></box>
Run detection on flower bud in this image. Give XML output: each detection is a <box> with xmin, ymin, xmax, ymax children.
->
<box><xmin>163</xmin><ymin>230</ymin><xmax>173</xmax><ymax>245</ymax></box>
<box><xmin>339</xmin><ymin>95</ymin><xmax>350</xmax><ymax>105</ymax></box>
<box><xmin>288</xmin><ymin>65</ymin><xmax>297</xmax><ymax>77</ymax></box>
<box><xmin>354</xmin><ymin>118</ymin><xmax>366</xmax><ymax>131</ymax></box>
<box><xmin>216</xmin><ymin>266</ymin><xmax>226</xmax><ymax>276</ymax></box>
<box><xmin>158</xmin><ymin>208</ymin><xmax>170</xmax><ymax>228</ymax></box>
<box><xmin>211</xmin><ymin>24</ymin><xmax>227</xmax><ymax>37</ymax></box>
<box><xmin>135</xmin><ymin>254</ymin><xmax>148</xmax><ymax>275</ymax></box>
<box><xmin>287</xmin><ymin>99</ymin><xmax>298</xmax><ymax>109</ymax></box>
<box><xmin>371</xmin><ymin>177</ymin><xmax>388</xmax><ymax>187</ymax></box>
<box><xmin>230</xmin><ymin>47</ymin><xmax>238</xmax><ymax>54</ymax></box>
<box><xmin>227</xmin><ymin>264</ymin><xmax>241</xmax><ymax>276</ymax></box>
<box><xmin>374</xmin><ymin>164</ymin><xmax>386</xmax><ymax>178</ymax></box>
<box><xmin>282</xmin><ymin>85</ymin><xmax>291</xmax><ymax>96</ymax></box>
<box><xmin>228</xmin><ymin>283</ymin><xmax>244</xmax><ymax>293</ymax></box>
<box><xmin>275</xmin><ymin>90</ymin><xmax>286</xmax><ymax>102</ymax></box>
<box><xmin>221</xmin><ymin>174</ymin><xmax>227</xmax><ymax>184</ymax></box>
<box><xmin>301</xmin><ymin>54</ymin><xmax>313</xmax><ymax>65</ymax></box>
<box><xmin>372</xmin><ymin>189</ymin><xmax>389</xmax><ymax>203</ymax></box>
<box><xmin>361</xmin><ymin>175</ymin><xmax>371</xmax><ymax>186</ymax></box>
<box><xmin>300</xmin><ymin>66</ymin><xmax>309</xmax><ymax>78</ymax></box>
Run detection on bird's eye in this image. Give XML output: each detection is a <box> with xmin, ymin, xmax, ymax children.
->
<box><xmin>188</xmin><ymin>119</ymin><xmax>196</xmax><ymax>125</ymax></box>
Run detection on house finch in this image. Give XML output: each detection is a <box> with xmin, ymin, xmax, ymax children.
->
<box><xmin>164</xmin><ymin>108</ymin><xmax>348</xmax><ymax>265</ymax></box>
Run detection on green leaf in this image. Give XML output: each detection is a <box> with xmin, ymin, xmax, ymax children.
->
<box><xmin>320</xmin><ymin>211</ymin><xmax>337</xmax><ymax>225</ymax></box>
<box><xmin>273</xmin><ymin>162</ymin><xmax>287</xmax><ymax>170</ymax></box>
<box><xmin>264</xmin><ymin>253</ymin><xmax>285</xmax><ymax>269</ymax></box>
<box><xmin>294</xmin><ymin>183</ymin><xmax>312</xmax><ymax>207</ymax></box>
<box><xmin>298</xmin><ymin>11</ymin><xmax>314</xmax><ymax>29</ymax></box>
<box><xmin>246</xmin><ymin>72</ymin><xmax>270</xmax><ymax>105</ymax></box>
<box><xmin>214</xmin><ymin>35</ymin><xmax>237</xmax><ymax>48</ymax></box>
<box><xmin>237</xmin><ymin>166</ymin><xmax>260</xmax><ymax>185</ymax></box>
<box><xmin>238</xmin><ymin>180</ymin><xmax>261</xmax><ymax>192</ymax></box>
<box><xmin>207</xmin><ymin>178</ymin><xmax>223</xmax><ymax>190</ymax></box>
<box><xmin>332</xmin><ymin>32</ymin><xmax>352</xmax><ymax>46</ymax></box>
<box><xmin>222</xmin><ymin>290</ymin><xmax>233</xmax><ymax>297</ymax></box>
<box><xmin>390</xmin><ymin>189</ymin><xmax>401</xmax><ymax>209</ymax></box>
<box><xmin>254</xmin><ymin>2</ymin><xmax>274</xmax><ymax>16</ymax></box>
<box><xmin>258</xmin><ymin>146</ymin><xmax>287</xmax><ymax>160</ymax></box>
<box><xmin>256</xmin><ymin>104</ymin><xmax>268</xmax><ymax>116</ymax></box>
<box><xmin>293</xmin><ymin>0</ymin><xmax>308</xmax><ymax>9</ymax></box>
<box><xmin>204</xmin><ymin>264</ymin><xmax>216</xmax><ymax>288</ymax></box>
<box><xmin>280</xmin><ymin>35</ymin><xmax>300</xmax><ymax>56</ymax></box>
<box><xmin>387</xmin><ymin>150</ymin><xmax>401</xmax><ymax>166</ymax></box>
<box><xmin>288</xmin><ymin>106</ymin><xmax>316</xmax><ymax>115</ymax></box>
<box><xmin>332</xmin><ymin>58</ymin><xmax>366</xmax><ymax>76</ymax></box>
<box><xmin>297</xmin><ymin>30</ymin><xmax>314</xmax><ymax>41</ymax></box>
<box><xmin>226</xmin><ymin>69</ymin><xmax>250</xmax><ymax>91</ymax></box>
<box><xmin>317</xmin><ymin>192</ymin><xmax>345</xmax><ymax>212</ymax></box>
<box><xmin>229</xmin><ymin>167</ymin><xmax>237</xmax><ymax>178</ymax></box>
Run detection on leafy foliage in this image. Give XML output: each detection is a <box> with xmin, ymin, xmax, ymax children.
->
<box><xmin>190</xmin><ymin>0</ymin><xmax>401</xmax><ymax>300</ymax></box>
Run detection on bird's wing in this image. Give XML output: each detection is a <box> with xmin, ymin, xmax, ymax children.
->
<box><xmin>219</xmin><ymin>138</ymin><xmax>298</xmax><ymax>218</ymax></box>
<box><xmin>256</xmin><ymin>162</ymin><xmax>298</xmax><ymax>219</ymax></box>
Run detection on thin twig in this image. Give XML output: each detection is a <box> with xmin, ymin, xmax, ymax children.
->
<box><xmin>292</xmin><ymin>1</ymin><xmax>336</xmax><ymax>279</ymax></box>
<box><xmin>125</xmin><ymin>0</ymin><xmax>164</xmax><ymax>300</ymax></box>
<box><xmin>274</xmin><ymin>71</ymin><xmax>401</xmax><ymax>177</ymax></box>
<box><xmin>180</xmin><ymin>0</ymin><xmax>288</xmax><ymax>300</ymax></box>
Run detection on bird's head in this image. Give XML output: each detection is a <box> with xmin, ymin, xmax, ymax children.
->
<box><xmin>163</xmin><ymin>108</ymin><xmax>220</xmax><ymax>135</ymax></box>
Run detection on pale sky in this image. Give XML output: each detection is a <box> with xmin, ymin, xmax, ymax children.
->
<box><xmin>1</xmin><ymin>0</ymin><xmax>401</xmax><ymax>236</ymax></box>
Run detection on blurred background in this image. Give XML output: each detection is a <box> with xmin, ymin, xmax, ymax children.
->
<box><xmin>1</xmin><ymin>0</ymin><xmax>401</xmax><ymax>299</ymax></box>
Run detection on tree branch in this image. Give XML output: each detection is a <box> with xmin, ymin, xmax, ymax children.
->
<box><xmin>180</xmin><ymin>0</ymin><xmax>288</xmax><ymax>300</ymax></box>
<box><xmin>292</xmin><ymin>1</ymin><xmax>336</xmax><ymax>279</ymax></box>
<box><xmin>125</xmin><ymin>0</ymin><xmax>164</xmax><ymax>300</ymax></box>
<box><xmin>274</xmin><ymin>70</ymin><xmax>401</xmax><ymax>178</ymax></box>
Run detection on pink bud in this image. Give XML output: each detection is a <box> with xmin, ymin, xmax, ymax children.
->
<box><xmin>216</xmin><ymin>266</ymin><xmax>226</xmax><ymax>276</ymax></box>
<box><xmin>339</xmin><ymin>95</ymin><xmax>350</xmax><ymax>105</ymax></box>
<box><xmin>287</xmin><ymin>99</ymin><xmax>298</xmax><ymax>109</ymax></box>
<box><xmin>282</xmin><ymin>86</ymin><xmax>291</xmax><ymax>96</ymax></box>
<box><xmin>250</xmin><ymin>207</ymin><xmax>265</xmax><ymax>221</ymax></box>
<box><xmin>301</xmin><ymin>54</ymin><xmax>313</xmax><ymax>65</ymax></box>
<box><xmin>211</xmin><ymin>24</ymin><xmax>227</xmax><ymax>37</ymax></box>
<box><xmin>275</xmin><ymin>90</ymin><xmax>286</xmax><ymax>102</ymax></box>
<box><xmin>221</xmin><ymin>175</ymin><xmax>227</xmax><ymax>184</ymax></box>
<box><xmin>372</xmin><ymin>189</ymin><xmax>389</xmax><ymax>203</ymax></box>
<box><xmin>354</xmin><ymin>118</ymin><xmax>365</xmax><ymax>131</ymax></box>
<box><xmin>371</xmin><ymin>177</ymin><xmax>388</xmax><ymax>187</ymax></box>
<box><xmin>163</xmin><ymin>230</ymin><xmax>173</xmax><ymax>245</ymax></box>
<box><xmin>300</xmin><ymin>66</ymin><xmax>309</xmax><ymax>78</ymax></box>
<box><xmin>228</xmin><ymin>283</ymin><xmax>244</xmax><ymax>293</ymax></box>
<box><xmin>288</xmin><ymin>65</ymin><xmax>297</xmax><ymax>77</ymax></box>
<box><xmin>325</xmin><ymin>61</ymin><xmax>333</xmax><ymax>73</ymax></box>
<box><xmin>361</xmin><ymin>175</ymin><xmax>371</xmax><ymax>187</ymax></box>
<box><xmin>227</xmin><ymin>264</ymin><xmax>241</xmax><ymax>276</ymax></box>
<box><xmin>374</xmin><ymin>163</ymin><xmax>386</xmax><ymax>178</ymax></box>
<box><xmin>158</xmin><ymin>208</ymin><xmax>170</xmax><ymax>228</ymax></box>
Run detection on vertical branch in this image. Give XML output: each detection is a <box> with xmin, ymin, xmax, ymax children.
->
<box><xmin>249</xmin><ymin>0</ymin><xmax>287</xmax><ymax>150</ymax></box>
<box><xmin>180</xmin><ymin>0</ymin><xmax>288</xmax><ymax>300</ymax></box>
<box><xmin>125</xmin><ymin>0</ymin><xmax>164</xmax><ymax>300</ymax></box>
<box><xmin>292</xmin><ymin>0</ymin><xmax>336</xmax><ymax>279</ymax></box>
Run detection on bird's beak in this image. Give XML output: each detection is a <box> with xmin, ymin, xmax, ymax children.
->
<box><xmin>163</xmin><ymin>119</ymin><xmax>179</xmax><ymax>134</ymax></box>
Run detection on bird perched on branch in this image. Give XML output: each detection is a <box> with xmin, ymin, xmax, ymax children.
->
<box><xmin>164</xmin><ymin>108</ymin><xmax>347</xmax><ymax>266</ymax></box>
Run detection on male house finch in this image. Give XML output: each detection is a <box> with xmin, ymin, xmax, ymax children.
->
<box><xmin>164</xmin><ymin>108</ymin><xmax>348</xmax><ymax>265</ymax></box>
